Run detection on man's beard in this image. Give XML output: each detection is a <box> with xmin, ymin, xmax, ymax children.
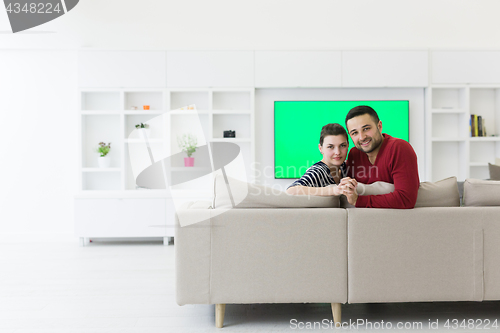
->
<box><xmin>356</xmin><ymin>132</ymin><xmax>383</xmax><ymax>154</ymax></box>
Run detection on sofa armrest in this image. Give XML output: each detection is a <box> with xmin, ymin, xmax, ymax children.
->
<box><xmin>175</xmin><ymin>201</ymin><xmax>212</xmax><ymax>305</ymax></box>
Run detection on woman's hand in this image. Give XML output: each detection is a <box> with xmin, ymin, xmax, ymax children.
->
<box><xmin>329</xmin><ymin>185</ymin><xmax>342</xmax><ymax>196</ymax></box>
<box><xmin>338</xmin><ymin>177</ymin><xmax>358</xmax><ymax>205</ymax></box>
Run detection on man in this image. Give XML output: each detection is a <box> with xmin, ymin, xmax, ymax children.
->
<box><xmin>340</xmin><ymin>105</ymin><xmax>419</xmax><ymax>209</ymax></box>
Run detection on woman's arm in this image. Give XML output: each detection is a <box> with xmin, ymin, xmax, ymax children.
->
<box><xmin>286</xmin><ymin>185</ymin><xmax>341</xmax><ymax>196</ymax></box>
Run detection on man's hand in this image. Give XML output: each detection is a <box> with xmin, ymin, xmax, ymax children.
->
<box><xmin>342</xmin><ymin>186</ymin><xmax>358</xmax><ymax>206</ymax></box>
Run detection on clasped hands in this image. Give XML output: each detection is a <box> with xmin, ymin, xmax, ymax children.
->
<box><xmin>332</xmin><ymin>177</ymin><xmax>358</xmax><ymax>205</ymax></box>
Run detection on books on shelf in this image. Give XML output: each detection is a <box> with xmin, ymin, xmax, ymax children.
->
<box><xmin>470</xmin><ymin>114</ymin><xmax>487</xmax><ymax>137</ymax></box>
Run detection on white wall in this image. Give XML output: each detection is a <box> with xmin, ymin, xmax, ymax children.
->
<box><xmin>1</xmin><ymin>0</ymin><xmax>500</xmax><ymax>49</ymax></box>
<box><xmin>255</xmin><ymin>88</ymin><xmax>425</xmax><ymax>189</ymax></box>
<box><xmin>0</xmin><ymin>51</ymin><xmax>78</xmax><ymax>241</ymax></box>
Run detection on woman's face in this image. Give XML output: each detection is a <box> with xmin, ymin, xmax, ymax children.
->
<box><xmin>319</xmin><ymin>135</ymin><xmax>349</xmax><ymax>167</ymax></box>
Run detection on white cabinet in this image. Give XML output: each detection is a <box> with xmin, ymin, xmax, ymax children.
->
<box><xmin>78</xmin><ymin>51</ymin><xmax>167</xmax><ymax>88</ymax></box>
<box><xmin>432</xmin><ymin>51</ymin><xmax>500</xmax><ymax>84</ymax></box>
<box><xmin>75</xmin><ymin>198</ymin><xmax>167</xmax><ymax>237</ymax></box>
<box><xmin>342</xmin><ymin>51</ymin><xmax>429</xmax><ymax>87</ymax></box>
<box><xmin>254</xmin><ymin>51</ymin><xmax>341</xmax><ymax>87</ymax></box>
<box><xmin>166</xmin><ymin>51</ymin><xmax>254</xmax><ymax>87</ymax></box>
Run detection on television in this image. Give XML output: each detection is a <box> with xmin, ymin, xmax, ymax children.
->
<box><xmin>274</xmin><ymin>100</ymin><xmax>410</xmax><ymax>179</ymax></box>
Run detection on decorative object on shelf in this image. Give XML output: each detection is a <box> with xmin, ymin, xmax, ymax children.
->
<box><xmin>179</xmin><ymin>104</ymin><xmax>196</xmax><ymax>111</ymax></box>
<box><xmin>177</xmin><ymin>133</ymin><xmax>197</xmax><ymax>167</ymax></box>
<box><xmin>223</xmin><ymin>130</ymin><xmax>236</xmax><ymax>138</ymax></box>
<box><xmin>143</xmin><ymin>105</ymin><xmax>150</xmax><ymax>110</ymax></box>
<box><xmin>470</xmin><ymin>114</ymin><xmax>487</xmax><ymax>137</ymax></box>
<box><xmin>130</xmin><ymin>106</ymin><xmax>138</xmax><ymax>110</ymax></box>
<box><xmin>135</xmin><ymin>123</ymin><xmax>151</xmax><ymax>138</ymax></box>
<box><xmin>96</xmin><ymin>142</ymin><xmax>111</xmax><ymax>168</ymax></box>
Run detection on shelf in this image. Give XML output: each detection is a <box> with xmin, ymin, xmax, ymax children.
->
<box><xmin>432</xmin><ymin>138</ymin><xmax>466</xmax><ymax>142</ymax></box>
<box><xmin>210</xmin><ymin>138</ymin><xmax>251</xmax><ymax>142</ymax></box>
<box><xmin>81</xmin><ymin>110</ymin><xmax>121</xmax><ymax>115</ymax></box>
<box><xmin>431</xmin><ymin>108</ymin><xmax>466</xmax><ymax>114</ymax></box>
<box><xmin>212</xmin><ymin>110</ymin><xmax>251</xmax><ymax>114</ymax></box>
<box><xmin>124</xmin><ymin>110</ymin><xmax>165</xmax><ymax>115</ymax></box>
<box><xmin>82</xmin><ymin>168</ymin><xmax>121</xmax><ymax>172</ymax></box>
<box><xmin>469</xmin><ymin>137</ymin><xmax>500</xmax><ymax>142</ymax></box>
<box><xmin>125</xmin><ymin>138</ymin><xmax>164</xmax><ymax>143</ymax></box>
<box><xmin>169</xmin><ymin>110</ymin><xmax>209</xmax><ymax>115</ymax></box>
<box><xmin>170</xmin><ymin>167</ymin><xmax>211</xmax><ymax>172</ymax></box>
<box><xmin>80</xmin><ymin>88</ymin><xmax>254</xmax><ymax>192</ymax></box>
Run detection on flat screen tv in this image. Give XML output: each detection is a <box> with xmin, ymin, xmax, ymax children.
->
<box><xmin>274</xmin><ymin>100</ymin><xmax>409</xmax><ymax>179</ymax></box>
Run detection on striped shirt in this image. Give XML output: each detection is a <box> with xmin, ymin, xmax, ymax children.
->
<box><xmin>287</xmin><ymin>161</ymin><xmax>346</xmax><ymax>189</ymax></box>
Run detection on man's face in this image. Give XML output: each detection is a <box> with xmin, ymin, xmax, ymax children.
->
<box><xmin>346</xmin><ymin>114</ymin><xmax>384</xmax><ymax>154</ymax></box>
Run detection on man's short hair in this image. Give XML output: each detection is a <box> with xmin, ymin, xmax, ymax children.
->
<box><xmin>345</xmin><ymin>105</ymin><xmax>380</xmax><ymax>127</ymax></box>
<box><xmin>319</xmin><ymin>123</ymin><xmax>348</xmax><ymax>145</ymax></box>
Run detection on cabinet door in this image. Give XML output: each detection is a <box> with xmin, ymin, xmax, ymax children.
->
<box><xmin>75</xmin><ymin>198</ymin><xmax>166</xmax><ymax>237</ymax></box>
<box><xmin>255</xmin><ymin>51</ymin><xmax>341</xmax><ymax>87</ymax></box>
<box><xmin>432</xmin><ymin>51</ymin><xmax>500</xmax><ymax>84</ymax></box>
<box><xmin>342</xmin><ymin>51</ymin><xmax>429</xmax><ymax>87</ymax></box>
<box><xmin>78</xmin><ymin>51</ymin><xmax>167</xmax><ymax>88</ymax></box>
<box><xmin>166</xmin><ymin>51</ymin><xmax>254</xmax><ymax>87</ymax></box>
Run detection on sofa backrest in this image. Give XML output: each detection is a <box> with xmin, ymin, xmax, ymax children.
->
<box><xmin>213</xmin><ymin>174</ymin><xmax>340</xmax><ymax>209</ymax></box>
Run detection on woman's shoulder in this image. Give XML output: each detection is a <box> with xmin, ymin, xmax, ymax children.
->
<box><xmin>307</xmin><ymin>160</ymin><xmax>329</xmax><ymax>172</ymax></box>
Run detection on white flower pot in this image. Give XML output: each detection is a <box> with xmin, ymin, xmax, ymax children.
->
<box><xmin>98</xmin><ymin>156</ymin><xmax>111</xmax><ymax>168</ymax></box>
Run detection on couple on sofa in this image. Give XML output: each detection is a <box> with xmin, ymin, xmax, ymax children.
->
<box><xmin>286</xmin><ymin>105</ymin><xmax>420</xmax><ymax>209</ymax></box>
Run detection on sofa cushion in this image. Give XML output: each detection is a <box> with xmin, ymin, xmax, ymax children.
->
<box><xmin>489</xmin><ymin>163</ymin><xmax>500</xmax><ymax>180</ymax></box>
<box><xmin>213</xmin><ymin>174</ymin><xmax>340</xmax><ymax>209</ymax></box>
<box><xmin>340</xmin><ymin>177</ymin><xmax>460</xmax><ymax>208</ymax></box>
<box><xmin>463</xmin><ymin>178</ymin><xmax>500</xmax><ymax>206</ymax></box>
<box><xmin>414</xmin><ymin>176</ymin><xmax>460</xmax><ymax>208</ymax></box>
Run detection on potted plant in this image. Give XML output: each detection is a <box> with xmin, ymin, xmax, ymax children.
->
<box><xmin>177</xmin><ymin>133</ymin><xmax>197</xmax><ymax>167</ymax></box>
<box><xmin>96</xmin><ymin>142</ymin><xmax>111</xmax><ymax>168</ymax></box>
<box><xmin>135</xmin><ymin>123</ymin><xmax>150</xmax><ymax>138</ymax></box>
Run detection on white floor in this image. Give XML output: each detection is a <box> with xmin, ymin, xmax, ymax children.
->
<box><xmin>1</xmin><ymin>239</ymin><xmax>500</xmax><ymax>332</ymax></box>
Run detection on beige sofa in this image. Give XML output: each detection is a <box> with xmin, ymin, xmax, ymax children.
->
<box><xmin>175</xmin><ymin>177</ymin><xmax>500</xmax><ymax>328</ymax></box>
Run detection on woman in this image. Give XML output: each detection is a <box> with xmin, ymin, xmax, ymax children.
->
<box><xmin>286</xmin><ymin>123</ymin><xmax>356</xmax><ymax>196</ymax></box>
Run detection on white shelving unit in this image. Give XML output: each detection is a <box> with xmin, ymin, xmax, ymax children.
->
<box><xmin>426</xmin><ymin>86</ymin><xmax>500</xmax><ymax>181</ymax></box>
<box><xmin>76</xmin><ymin>88</ymin><xmax>255</xmax><ymax>245</ymax></box>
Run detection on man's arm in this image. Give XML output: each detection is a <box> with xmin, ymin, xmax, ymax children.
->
<box><xmin>355</xmin><ymin>142</ymin><xmax>419</xmax><ymax>209</ymax></box>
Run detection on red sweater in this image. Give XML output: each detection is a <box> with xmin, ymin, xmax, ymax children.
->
<box><xmin>345</xmin><ymin>134</ymin><xmax>419</xmax><ymax>209</ymax></box>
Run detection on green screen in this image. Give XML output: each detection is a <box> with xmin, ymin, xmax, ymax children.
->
<box><xmin>274</xmin><ymin>101</ymin><xmax>409</xmax><ymax>178</ymax></box>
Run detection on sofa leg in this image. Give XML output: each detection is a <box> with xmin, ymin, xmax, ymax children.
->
<box><xmin>216</xmin><ymin>304</ymin><xmax>225</xmax><ymax>328</ymax></box>
<box><xmin>331</xmin><ymin>303</ymin><xmax>341</xmax><ymax>327</ymax></box>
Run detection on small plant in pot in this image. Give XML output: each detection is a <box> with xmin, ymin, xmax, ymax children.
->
<box><xmin>96</xmin><ymin>142</ymin><xmax>111</xmax><ymax>168</ymax></box>
<box><xmin>135</xmin><ymin>123</ymin><xmax>150</xmax><ymax>138</ymax></box>
<box><xmin>177</xmin><ymin>133</ymin><xmax>197</xmax><ymax>167</ymax></box>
